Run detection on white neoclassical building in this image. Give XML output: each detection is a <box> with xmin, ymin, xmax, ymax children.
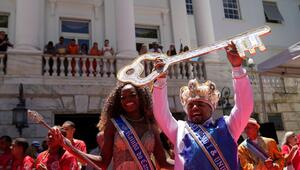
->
<box><xmin>0</xmin><ymin>0</ymin><xmax>300</xmax><ymax>147</ymax></box>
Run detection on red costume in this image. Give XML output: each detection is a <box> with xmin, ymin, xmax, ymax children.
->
<box><xmin>12</xmin><ymin>156</ymin><xmax>34</xmax><ymax>170</ymax></box>
<box><xmin>36</xmin><ymin>150</ymin><xmax>79</xmax><ymax>170</ymax></box>
<box><xmin>73</xmin><ymin>139</ymin><xmax>87</xmax><ymax>153</ymax></box>
<box><xmin>0</xmin><ymin>151</ymin><xmax>12</xmax><ymax>169</ymax></box>
<box><xmin>282</xmin><ymin>144</ymin><xmax>300</xmax><ymax>170</ymax></box>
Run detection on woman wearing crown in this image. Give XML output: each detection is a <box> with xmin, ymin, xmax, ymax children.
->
<box><xmin>152</xmin><ymin>44</ymin><xmax>254</xmax><ymax>170</ymax></box>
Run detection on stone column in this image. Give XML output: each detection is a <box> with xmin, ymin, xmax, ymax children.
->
<box><xmin>193</xmin><ymin>0</ymin><xmax>230</xmax><ymax>86</ymax></box>
<box><xmin>114</xmin><ymin>0</ymin><xmax>138</xmax><ymax>72</ymax></box>
<box><xmin>14</xmin><ymin>0</ymin><xmax>43</xmax><ymax>52</ymax></box>
<box><xmin>104</xmin><ymin>0</ymin><xmax>116</xmax><ymax>49</ymax></box>
<box><xmin>192</xmin><ymin>0</ymin><xmax>221</xmax><ymax>62</ymax></box>
<box><xmin>193</xmin><ymin>0</ymin><xmax>215</xmax><ymax>47</ymax></box>
<box><xmin>93</xmin><ymin>0</ymin><xmax>103</xmax><ymax>20</ymax></box>
<box><xmin>115</xmin><ymin>0</ymin><xmax>138</xmax><ymax>59</ymax></box>
<box><xmin>6</xmin><ymin>0</ymin><xmax>43</xmax><ymax>76</ymax></box>
<box><xmin>160</xmin><ymin>10</ymin><xmax>169</xmax><ymax>49</ymax></box>
<box><xmin>169</xmin><ymin>0</ymin><xmax>190</xmax><ymax>49</ymax></box>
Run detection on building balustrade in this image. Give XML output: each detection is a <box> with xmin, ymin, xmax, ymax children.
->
<box><xmin>41</xmin><ymin>54</ymin><xmax>206</xmax><ymax>81</ymax></box>
<box><xmin>42</xmin><ymin>54</ymin><xmax>116</xmax><ymax>78</ymax></box>
<box><xmin>248</xmin><ymin>70</ymin><xmax>299</xmax><ymax>94</ymax></box>
<box><xmin>0</xmin><ymin>53</ymin><xmax>206</xmax><ymax>85</ymax></box>
<box><xmin>8</xmin><ymin>51</ymin><xmax>296</xmax><ymax>91</ymax></box>
<box><xmin>144</xmin><ymin>60</ymin><xmax>206</xmax><ymax>81</ymax></box>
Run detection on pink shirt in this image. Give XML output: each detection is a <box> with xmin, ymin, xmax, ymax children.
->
<box><xmin>152</xmin><ymin>66</ymin><xmax>254</xmax><ymax>170</ymax></box>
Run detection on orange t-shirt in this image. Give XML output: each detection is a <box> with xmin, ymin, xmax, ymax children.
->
<box><xmin>89</xmin><ymin>48</ymin><xmax>101</xmax><ymax>56</ymax></box>
<box><xmin>68</xmin><ymin>45</ymin><xmax>79</xmax><ymax>54</ymax></box>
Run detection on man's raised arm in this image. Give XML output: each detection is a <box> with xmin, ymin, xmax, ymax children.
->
<box><xmin>152</xmin><ymin>78</ymin><xmax>178</xmax><ymax>144</ymax></box>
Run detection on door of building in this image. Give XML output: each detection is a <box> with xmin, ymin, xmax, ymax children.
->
<box><xmin>55</xmin><ymin>114</ymin><xmax>100</xmax><ymax>152</ymax></box>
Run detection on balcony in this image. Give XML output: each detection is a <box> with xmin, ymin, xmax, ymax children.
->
<box><xmin>144</xmin><ymin>60</ymin><xmax>206</xmax><ymax>82</ymax></box>
<box><xmin>42</xmin><ymin>55</ymin><xmax>116</xmax><ymax>78</ymax></box>
<box><xmin>0</xmin><ymin>52</ymin><xmax>206</xmax><ymax>87</ymax></box>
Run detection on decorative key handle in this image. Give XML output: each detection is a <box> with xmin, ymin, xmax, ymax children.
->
<box><xmin>117</xmin><ymin>25</ymin><xmax>271</xmax><ymax>86</ymax></box>
<box><xmin>28</xmin><ymin>110</ymin><xmax>52</xmax><ymax>129</ymax></box>
<box><xmin>27</xmin><ymin>110</ymin><xmax>102</xmax><ymax>170</ymax></box>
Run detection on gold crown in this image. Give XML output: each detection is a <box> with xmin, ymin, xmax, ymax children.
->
<box><xmin>180</xmin><ymin>79</ymin><xmax>220</xmax><ymax>110</ymax></box>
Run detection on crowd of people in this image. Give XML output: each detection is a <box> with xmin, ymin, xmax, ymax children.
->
<box><xmin>44</xmin><ymin>37</ymin><xmax>114</xmax><ymax>57</ymax></box>
<box><xmin>1</xmin><ymin>30</ymin><xmax>190</xmax><ymax>59</ymax></box>
<box><xmin>0</xmin><ymin>120</ymin><xmax>91</xmax><ymax>169</ymax></box>
<box><xmin>44</xmin><ymin>37</ymin><xmax>189</xmax><ymax>58</ymax></box>
<box><xmin>139</xmin><ymin>42</ymin><xmax>190</xmax><ymax>56</ymax></box>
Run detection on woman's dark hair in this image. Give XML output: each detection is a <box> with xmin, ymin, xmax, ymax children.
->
<box><xmin>97</xmin><ymin>83</ymin><xmax>154</xmax><ymax>131</ymax></box>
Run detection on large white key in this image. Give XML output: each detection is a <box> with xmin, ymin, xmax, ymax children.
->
<box><xmin>117</xmin><ymin>25</ymin><xmax>271</xmax><ymax>86</ymax></box>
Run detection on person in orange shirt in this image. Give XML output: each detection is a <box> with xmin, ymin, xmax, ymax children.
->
<box><xmin>89</xmin><ymin>42</ymin><xmax>101</xmax><ymax>56</ymax></box>
<box><xmin>67</xmin><ymin>39</ymin><xmax>79</xmax><ymax>75</ymax></box>
<box><xmin>238</xmin><ymin>118</ymin><xmax>284</xmax><ymax>170</ymax></box>
<box><xmin>67</xmin><ymin>39</ymin><xmax>79</xmax><ymax>55</ymax></box>
<box><xmin>89</xmin><ymin>42</ymin><xmax>102</xmax><ymax>76</ymax></box>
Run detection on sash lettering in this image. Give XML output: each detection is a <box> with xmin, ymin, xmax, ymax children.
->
<box><xmin>186</xmin><ymin>122</ymin><xmax>230</xmax><ymax>170</ymax></box>
<box><xmin>112</xmin><ymin>116</ymin><xmax>154</xmax><ymax>170</ymax></box>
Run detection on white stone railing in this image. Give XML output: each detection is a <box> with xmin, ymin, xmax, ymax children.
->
<box><xmin>144</xmin><ymin>60</ymin><xmax>206</xmax><ymax>80</ymax></box>
<box><xmin>0</xmin><ymin>52</ymin><xmax>7</xmax><ymax>75</ymax></box>
<box><xmin>42</xmin><ymin>54</ymin><xmax>116</xmax><ymax>78</ymax></box>
<box><xmin>41</xmin><ymin>54</ymin><xmax>206</xmax><ymax>81</ymax></box>
<box><xmin>248</xmin><ymin>70</ymin><xmax>299</xmax><ymax>94</ymax></box>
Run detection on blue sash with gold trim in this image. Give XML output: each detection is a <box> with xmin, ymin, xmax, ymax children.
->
<box><xmin>244</xmin><ymin>139</ymin><xmax>268</xmax><ymax>161</ymax></box>
<box><xmin>111</xmin><ymin>115</ymin><xmax>155</xmax><ymax>170</ymax></box>
<box><xmin>185</xmin><ymin>122</ymin><xmax>230</xmax><ymax>170</ymax></box>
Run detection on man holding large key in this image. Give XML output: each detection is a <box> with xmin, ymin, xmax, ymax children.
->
<box><xmin>152</xmin><ymin>44</ymin><xmax>254</xmax><ymax>170</ymax></box>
